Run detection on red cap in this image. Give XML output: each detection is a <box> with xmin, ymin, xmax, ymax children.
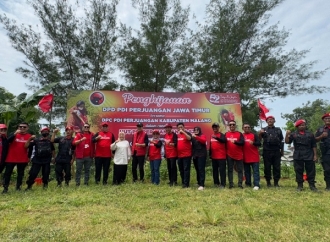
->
<box><xmin>266</xmin><ymin>116</ymin><xmax>275</xmax><ymax>121</ymax></box>
<box><xmin>152</xmin><ymin>130</ymin><xmax>160</xmax><ymax>135</ymax></box>
<box><xmin>322</xmin><ymin>113</ymin><xmax>330</xmax><ymax>120</ymax></box>
<box><xmin>0</xmin><ymin>124</ymin><xmax>7</xmax><ymax>129</ymax></box>
<box><xmin>294</xmin><ymin>119</ymin><xmax>306</xmax><ymax>127</ymax></box>
<box><xmin>164</xmin><ymin>123</ymin><xmax>172</xmax><ymax>128</ymax></box>
<box><xmin>40</xmin><ymin>127</ymin><xmax>50</xmax><ymax>132</ymax></box>
<box><xmin>65</xmin><ymin>126</ymin><xmax>73</xmax><ymax>131</ymax></box>
<box><xmin>101</xmin><ymin>122</ymin><xmax>109</xmax><ymax>126</ymax></box>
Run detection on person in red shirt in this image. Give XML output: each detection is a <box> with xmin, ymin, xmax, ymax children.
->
<box><xmin>0</xmin><ymin>124</ymin><xmax>9</xmax><ymax>175</ymax></box>
<box><xmin>132</xmin><ymin>123</ymin><xmax>149</xmax><ymax>182</ymax></box>
<box><xmin>164</xmin><ymin>123</ymin><xmax>178</xmax><ymax>186</ymax></box>
<box><xmin>92</xmin><ymin>122</ymin><xmax>115</xmax><ymax>185</ymax></box>
<box><xmin>2</xmin><ymin>122</ymin><xmax>32</xmax><ymax>193</ymax></box>
<box><xmin>192</xmin><ymin>126</ymin><xmax>207</xmax><ymax>191</ymax></box>
<box><xmin>176</xmin><ymin>122</ymin><xmax>192</xmax><ymax>188</ymax></box>
<box><xmin>225</xmin><ymin>120</ymin><xmax>244</xmax><ymax>189</ymax></box>
<box><xmin>73</xmin><ymin>123</ymin><xmax>95</xmax><ymax>186</ymax></box>
<box><xmin>242</xmin><ymin>123</ymin><xmax>261</xmax><ymax>190</ymax></box>
<box><xmin>147</xmin><ymin>130</ymin><xmax>163</xmax><ymax>185</ymax></box>
<box><xmin>209</xmin><ymin>122</ymin><xmax>227</xmax><ymax>188</ymax></box>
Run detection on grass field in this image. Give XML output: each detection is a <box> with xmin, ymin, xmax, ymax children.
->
<box><xmin>1</xmin><ymin>161</ymin><xmax>330</xmax><ymax>242</ymax></box>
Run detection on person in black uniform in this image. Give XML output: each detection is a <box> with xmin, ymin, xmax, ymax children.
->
<box><xmin>285</xmin><ymin>119</ymin><xmax>318</xmax><ymax>191</ymax></box>
<box><xmin>25</xmin><ymin>127</ymin><xmax>55</xmax><ymax>190</ymax></box>
<box><xmin>259</xmin><ymin>116</ymin><xmax>284</xmax><ymax>187</ymax></box>
<box><xmin>0</xmin><ymin>124</ymin><xmax>9</xmax><ymax>175</ymax></box>
<box><xmin>315</xmin><ymin>113</ymin><xmax>330</xmax><ymax>191</ymax></box>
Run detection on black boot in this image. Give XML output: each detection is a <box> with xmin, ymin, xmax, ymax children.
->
<box><xmin>274</xmin><ymin>180</ymin><xmax>280</xmax><ymax>188</ymax></box>
<box><xmin>266</xmin><ymin>180</ymin><xmax>272</xmax><ymax>187</ymax></box>
<box><xmin>2</xmin><ymin>186</ymin><xmax>8</xmax><ymax>194</ymax></box>
<box><xmin>296</xmin><ymin>183</ymin><xmax>303</xmax><ymax>192</ymax></box>
<box><xmin>325</xmin><ymin>181</ymin><xmax>330</xmax><ymax>191</ymax></box>
<box><xmin>16</xmin><ymin>185</ymin><xmax>21</xmax><ymax>191</ymax></box>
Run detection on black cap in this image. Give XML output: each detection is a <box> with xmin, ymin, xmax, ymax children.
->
<box><xmin>137</xmin><ymin>123</ymin><xmax>143</xmax><ymax>127</ymax></box>
<box><xmin>212</xmin><ymin>122</ymin><xmax>220</xmax><ymax>127</ymax></box>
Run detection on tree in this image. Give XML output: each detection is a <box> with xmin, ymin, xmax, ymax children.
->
<box><xmin>0</xmin><ymin>0</ymin><xmax>119</xmax><ymax>118</ymax></box>
<box><xmin>281</xmin><ymin>99</ymin><xmax>330</xmax><ymax>132</ymax></box>
<box><xmin>117</xmin><ymin>0</ymin><xmax>193</xmax><ymax>91</ymax></box>
<box><xmin>188</xmin><ymin>0</ymin><xmax>328</xmax><ymax>127</ymax></box>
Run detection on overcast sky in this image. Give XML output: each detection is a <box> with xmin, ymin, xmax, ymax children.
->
<box><xmin>0</xmin><ymin>0</ymin><xmax>329</xmax><ymax>130</ymax></box>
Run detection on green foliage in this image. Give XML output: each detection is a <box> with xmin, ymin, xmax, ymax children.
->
<box><xmin>281</xmin><ymin>99</ymin><xmax>330</xmax><ymax>132</ymax></box>
<box><xmin>117</xmin><ymin>0</ymin><xmax>193</xmax><ymax>91</ymax></box>
<box><xmin>0</xmin><ymin>0</ymin><xmax>119</xmax><ymax>118</ymax></box>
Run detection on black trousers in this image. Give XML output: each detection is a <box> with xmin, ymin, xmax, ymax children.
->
<box><xmin>177</xmin><ymin>156</ymin><xmax>191</xmax><ymax>187</ymax></box>
<box><xmin>166</xmin><ymin>157</ymin><xmax>177</xmax><ymax>184</ymax></box>
<box><xmin>94</xmin><ymin>157</ymin><xmax>111</xmax><ymax>184</ymax></box>
<box><xmin>321</xmin><ymin>154</ymin><xmax>330</xmax><ymax>183</ymax></box>
<box><xmin>132</xmin><ymin>155</ymin><xmax>145</xmax><ymax>182</ymax></box>
<box><xmin>0</xmin><ymin>161</ymin><xmax>6</xmax><ymax>174</ymax></box>
<box><xmin>227</xmin><ymin>156</ymin><xmax>243</xmax><ymax>186</ymax></box>
<box><xmin>193</xmin><ymin>157</ymin><xmax>200</xmax><ymax>185</ymax></box>
<box><xmin>26</xmin><ymin>163</ymin><xmax>51</xmax><ymax>186</ymax></box>
<box><xmin>55</xmin><ymin>162</ymin><xmax>71</xmax><ymax>184</ymax></box>
<box><xmin>3</xmin><ymin>162</ymin><xmax>27</xmax><ymax>189</ymax></box>
<box><xmin>113</xmin><ymin>164</ymin><xmax>128</xmax><ymax>185</ymax></box>
<box><xmin>263</xmin><ymin>150</ymin><xmax>281</xmax><ymax>182</ymax></box>
<box><xmin>212</xmin><ymin>159</ymin><xmax>227</xmax><ymax>186</ymax></box>
<box><xmin>294</xmin><ymin>159</ymin><xmax>315</xmax><ymax>185</ymax></box>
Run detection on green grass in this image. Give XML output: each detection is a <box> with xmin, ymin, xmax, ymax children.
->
<box><xmin>1</xmin><ymin>162</ymin><xmax>330</xmax><ymax>241</ymax></box>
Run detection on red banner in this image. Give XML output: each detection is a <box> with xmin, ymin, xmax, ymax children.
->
<box><xmin>66</xmin><ymin>91</ymin><xmax>242</xmax><ymax>143</ymax></box>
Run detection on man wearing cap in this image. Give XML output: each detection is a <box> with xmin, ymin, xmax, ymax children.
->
<box><xmin>92</xmin><ymin>122</ymin><xmax>115</xmax><ymax>185</ymax></box>
<box><xmin>315</xmin><ymin>113</ymin><xmax>330</xmax><ymax>190</ymax></box>
<box><xmin>209</xmin><ymin>122</ymin><xmax>227</xmax><ymax>188</ymax></box>
<box><xmin>176</xmin><ymin>122</ymin><xmax>192</xmax><ymax>188</ymax></box>
<box><xmin>73</xmin><ymin>123</ymin><xmax>95</xmax><ymax>186</ymax></box>
<box><xmin>147</xmin><ymin>130</ymin><xmax>163</xmax><ymax>185</ymax></box>
<box><xmin>0</xmin><ymin>124</ymin><xmax>9</xmax><ymax>175</ymax></box>
<box><xmin>132</xmin><ymin>123</ymin><xmax>149</xmax><ymax>182</ymax></box>
<box><xmin>243</xmin><ymin>123</ymin><xmax>261</xmax><ymax>190</ymax></box>
<box><xmin>51</xmin><ymin>127</ymin><xmax>76</xmax><ymax>186</ymax></box>
<box><xmin>164</xmin><ymin>123</ymin><xmax>178</xmax><ymax>186</ymax></box>
<box><xmin>259</xmin><ymin>116</ymin><xmax>284</xmax><ymax>187</ymax></box>
<box><xmin>286</xmin><ymin>120</ymin><xmax>318</xmax><ymax>191</ymax></box>
<box><xmin>225</xmin><ymin>120</ymin><xmax>244</xmax><ymax>189</ymax></box>
<box><xmin>2</xmin><ymin>122</ymin><xmax>32</xmax><ymax>193</ymax></box>
<box><xmin>25</xmin><ymin>127</ymin><xmax>55</xmax><ymax>190</ymax></box>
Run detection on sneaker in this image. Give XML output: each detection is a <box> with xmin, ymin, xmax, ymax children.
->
<box><xmin>2</xmin><ymin>188</ymin><xmax>8</xmax><ymax>194</ymax></box>
<box><xmin>253</xmin><ymin>186</ymin><xmax>259</xmax><ymax>190</ymax></box>
<box><xmin>198</xmin><ymin>186</ymin><xmax>204</xmax><ymax>191</ymax></box>
<box><xmin>267</xmin><ymin>182</ymin><xmax>272</xmax><ymax>187</ymax></box>
<box><xmin>296</xmin><ymin>186</ymin><xmax>303</xmax><ymax>192</ymax></box>
<box><xmin>310</xmin><ymin>186</ymin><xmax>319</xmax><ymax>192</ymax></box>
<box><xmin>219</xmin><ymin>185</ymin><xmax>225</xmax><ymax>189</ymax></box>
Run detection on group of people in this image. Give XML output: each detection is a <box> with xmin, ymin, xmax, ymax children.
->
<box><xmin>0</xmin><ymin>112</ymin><xmax>330</xmax><ymax>193</ymax></box>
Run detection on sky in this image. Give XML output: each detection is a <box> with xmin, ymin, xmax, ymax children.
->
<box><xmin>0</xmin><ymin>0</ymin><xmax>329</xmax><ymax>130</ymax></box>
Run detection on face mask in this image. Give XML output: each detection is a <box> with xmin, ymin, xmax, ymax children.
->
<box><xmin>78</xmin><ymin>107</ymin><xmax>84</xmax><ymax>110</ymax></box>
<box><xmin>42</xmin><ymin>133</ymin><xmax>49</xmax><ymax>137</ymax></box>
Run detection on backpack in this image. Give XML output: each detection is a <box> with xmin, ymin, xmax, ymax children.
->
<box><xmin>36</xmin><ymin>139</ymin><xmax>52</xmax><ymax>157</ymax></box>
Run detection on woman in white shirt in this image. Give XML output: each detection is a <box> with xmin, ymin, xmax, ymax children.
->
<box><xmin>110</xmin><ymin>132</ymin><xmax>131</xmax><ymax>185</ymax></box>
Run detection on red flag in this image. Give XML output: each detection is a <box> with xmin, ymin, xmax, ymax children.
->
<box><xmin>258</xmin><ymin>99</ymin><xmax>269</xmax><ymax>120</ymax></box>
<box><xmin>38</xmin><ymin>94</ymin><xmax>53</xmax><ymax>113</ymax></box>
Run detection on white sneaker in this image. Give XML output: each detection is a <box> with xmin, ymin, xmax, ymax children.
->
<box><xmin>253</xmin><ymin>186</ymin><xmax>259</xmax><ymax>190</ymax></box>
<box><xmin>198</xmin><ymin>186</ymin><xmax>204</xmax><ymax>191</ymax></box>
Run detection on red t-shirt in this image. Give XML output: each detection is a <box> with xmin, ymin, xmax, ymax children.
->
<box><xmin>210</xmin><ymin>133</ymin><xmax>226</xmax><ymax>160</ymax></box>
<box><xmin>225</xmin><ymin>131</ymin><xmax>244</xmax><ymax>160</ymax></box>
<box><xmin>164</xmin><ymin>132</ymin><xmax>177</xmax><ymax>159</ymax></box>
<box><xmin>6</xmin><ymin>133</ymin><xmax>32</xmax><ymax>163</ymax></box>
<box><xmin>94</xmin><ymin>131</ymin><xmax>115</xmax><ymax>157</ymax></box>
<box><xmin>177</xmin><ymin>132</ymin><xmax>192</xmax><ymax>158</ymax></box>
<box><xmin>243</xmin><ymin>133</ymin><xmax>260</xmax><ymax>163</ymax></box>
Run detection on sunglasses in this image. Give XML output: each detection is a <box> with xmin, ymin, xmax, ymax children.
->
<box><xmin>84</xmin><ymin>126</ymin><xmax>90</xmax><ymax>128</ymax></box>
<box><xmin>19</xmin><ymin>126</ymin><xmax>28</xmax><ymax>129</ymax></box>
<box><xmin>102</xmin><ymin>125</ymin><xmax>108</xmax><ymax>128</ymax></box>
<box><xmin>0</xmin><ymin>128</ymin><xmax>7</xmax><ymax>131</ymax></box>
<box><xmin>244</xmin><ymin>127</ymin><xmax>251</xmax><ymax>129</ymax></box>
<box><xmin>228</xmin><ymin>124</ymin><xmax>236</xmax><ymax>126</ymax></box>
